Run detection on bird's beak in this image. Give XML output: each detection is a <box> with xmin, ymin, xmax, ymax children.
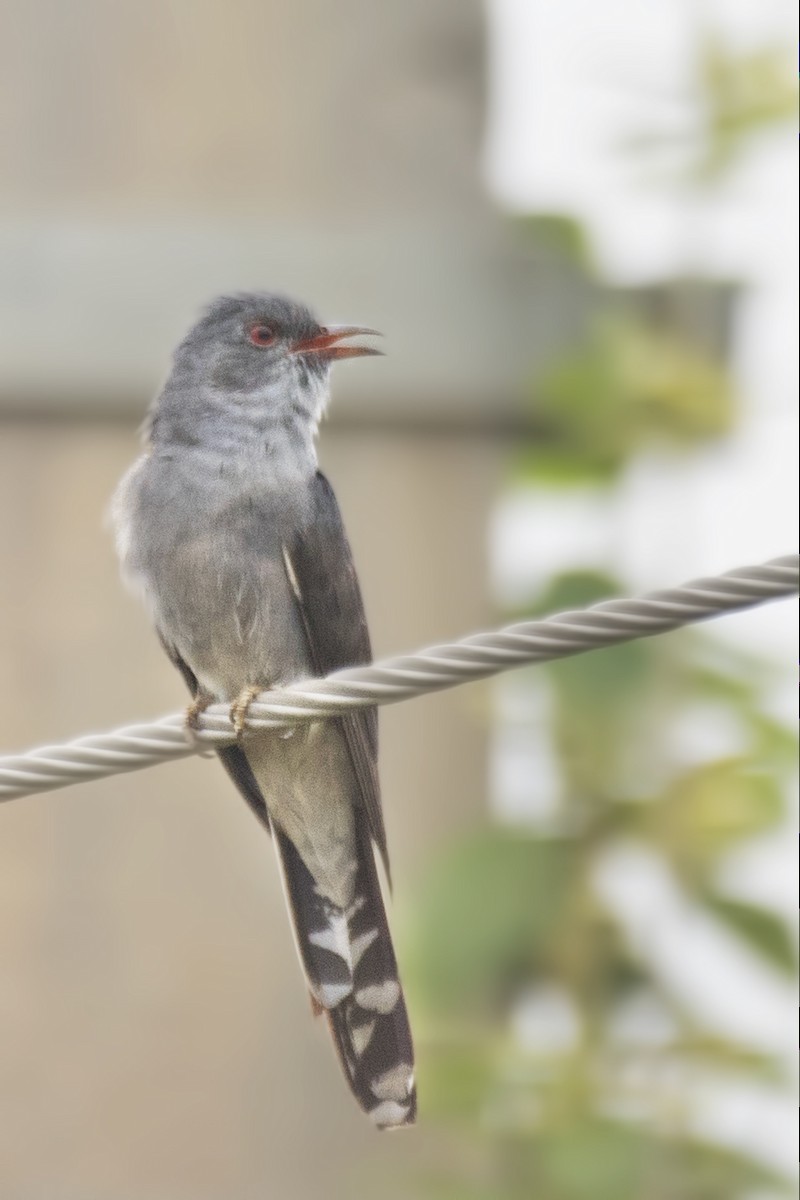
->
<box><xmin>290</xmin><ymin>325</ymin><xmax>383</xmax><ymax>360</ymax></box>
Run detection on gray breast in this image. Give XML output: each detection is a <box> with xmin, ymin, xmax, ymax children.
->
<box><xmin>120</xmin><ymin>450</ymin><xmax>313</xmax><ymax>699</ymax></box>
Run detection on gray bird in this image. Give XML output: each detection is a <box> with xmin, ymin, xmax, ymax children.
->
<box><xmin>112</xmin><ymin>292</ymin><xmax>415</xmax><ymax>1128</ymax></box>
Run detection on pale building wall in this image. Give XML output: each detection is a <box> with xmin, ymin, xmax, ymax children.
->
<box><xmin>0</xmin><ymin>1</ymin><xmax>516</xmax><ymax>1194</ymax></box>
<box><xmin>0</xmin><ymin>421</ymin><xmax>501</xmax><ymax>1196</ymax></box>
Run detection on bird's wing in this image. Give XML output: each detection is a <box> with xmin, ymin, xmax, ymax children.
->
<box><xmin>281</xmin><ymin>470</ymin><xmax>389</xmax><ymax>879</ymax></box>
<box><xmin>273</xmin><ymin>471</ymin><xmax>414</xmax><ymax>1125</ymax></box>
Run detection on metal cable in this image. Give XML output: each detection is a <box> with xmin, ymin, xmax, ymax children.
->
<box><xmin>1</xmin><ymin>554</ymin><xmax>796</xmax><ymax>802</ymax></box>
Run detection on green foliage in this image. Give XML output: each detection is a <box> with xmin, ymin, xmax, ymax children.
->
<box><xmin>516</xmin><ymin>314</ymin><xmax>735</xmax><ymax>483</ymax></box>
<box><xmin>619</xmin><ymin>34</ymin><xmax>797</xmax><ymax>188</ymax></box>
<box><xmin>402</xmin><ymin>619</ymin><xmax>796</xmax><ymax>1194</ymax></box>
<box><xmin>530</xmin><ymin>1122</ymin><xmax>791</xmax><ymax>1200</ymax></box>
<box><xmin>700</xmin><ymin>891</ymin><xmax>797</xmax><ymax>975</ymax></box>
<box><xmin>400</xmin><ymin>546</ymin><xmax>796</xmax><ymax>1195</ymax></box>
<box><xmin>638</xmin><ymin>758</ymin><xmax>785</xmax><ymax>878</ymax></box>
<box><xmin>391</xmin><ymin>19</ymin><xmax>796</xmax><ymax>1198</ymax></box>
<box><xmin>406</xmin><ymin>830</ymin><xmax>575</xmax><ymax>1016</ymax></box>
<box><xmin>510</xmin><ymin>213</ymin><xmax>595</xmax><ymax>270</ymax></box>
<box><xmin>698</xmin><ymin>38</ymin><xmax>797</xmax><ymax>181</ymax></box>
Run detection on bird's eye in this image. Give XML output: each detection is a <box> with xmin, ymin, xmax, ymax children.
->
<box><xmin>248</xmin><ymin>323</ymin><xmax>276</xmax><ymax>347</ymax></box>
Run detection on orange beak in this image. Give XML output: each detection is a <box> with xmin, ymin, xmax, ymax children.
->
<box><xmin>290</xmin><ymin>325</ymin><xmax>382</xmax><ymax>361</ymax></box>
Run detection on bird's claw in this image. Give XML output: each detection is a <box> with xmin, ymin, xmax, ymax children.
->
<box><xmin>230</xmin><ymin>685</ymin><xmax>263</xmax><ymax>738</ymax></box>
<box><xmin>186</xmin><ymin>691</ymin><xmax>214</xmax><ymax>731</ymax></box>
<box><xmin>184</xmin><ymin>692</ymin><xmax>215</xmax><ymax>752</ymax></box>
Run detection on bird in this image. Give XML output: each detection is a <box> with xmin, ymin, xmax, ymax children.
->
<box><xmin>111</xmin><ymin>291</ymin><xmax>415</xmax><ymax>1128</ymax></box>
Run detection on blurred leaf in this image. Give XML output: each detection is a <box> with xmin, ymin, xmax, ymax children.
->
<box><xmin>417</xmin><ymin>1034</ymin><xmax>498</xmax><ymax>1124</ymax></box>
<box><xmin>517</xmin><ymin>569</ymin><xmax>620</xmax><ymax>620</ymax></box>
<box><xmin>671</xmin><ymin>1135</ymin><xmax>794</xmax><ymax>1198</ymax></box>
<box><xmin>511</xmin><ymin>213</ymin><xmax>594</xmax><ymax>269</ymax></box>
<box><xmin>682</xmin><ymin>661</ymin><xmax>763</xmax><ymax>706</ymax></box>
<box><xmin>517</xmin><ymin>313</ymin><xmax>734</xmax><ymax>482</ymax></box>
<box><xmin>529</xmin><ymin>570</ymin><xmax>652</xmax><ymax>717</ymax></box>
<box><xmin>535</xmin><ymin>1122</ymin><xmax>793</xmax><ymax>1200</ymax></box>
<box><xmin>620</xmin><ymin>1029</ymin><xmax>782</xmax><ymax>1084</ymax></box>
<box><xmin>682</xmin><ymin>642</ymin><xmax>798</xmax><ymax>763</ymax></box>
<box><xmin>642</xmin><ymin>759</ymin><xmax>785</xmax><ymax>881</ymax></box>
<box><xmin>405</xmin><ymin>830</ymin><xmax>575</xmax><ymax>1016</ymax></box>
<box><xmin>617</xmin><ymin>36</ymin><xmax>797</xmax><ymax>191</ymax></box>
<box><xmin>539</xmin><ymin>1120</ymin><xmax>649</xmax><ymax>1200</ymax></box>
<box><xmin>538</xmin><ymin>574</ymin><xmax>652</xmax><ymax>714</ymax></box>
<box><xmin>702</xmin><ymin>891</ymin><xmax>797</xmax><ymax>975</ymax></box>
<box><xmin>549</xmin><ymin>887</ymin><xmax>655</xmax><ymax>1005</ymax></box>
<box><xmin>524</xmin><ymin>571</ymin><xmax>665</xmax><ymax>806</ymax></box>
<box><xmin>699</xmin><ymin>38</ymin><xmax>798</xmax><ymax>182</ymax></box>
<box><xmin>748</xmin><ymin>712</ymin><xmax>799</xmax><ymax>767</ymax></box>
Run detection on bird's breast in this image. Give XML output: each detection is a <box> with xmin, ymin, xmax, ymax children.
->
<box><xmin>124</xmin><ymin>454</ymin><xmax>314</xmax><ymax>698</ymax></box>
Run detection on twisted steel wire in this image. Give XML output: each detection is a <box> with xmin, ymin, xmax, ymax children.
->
<box><xmin>0</xmin><ymin>554</ymin><xmax>796</xmax><ymax>803</ymax></box>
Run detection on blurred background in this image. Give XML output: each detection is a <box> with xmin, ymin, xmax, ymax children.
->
<box><xmin>0</xmin><ymin>1</ymin><xmax>796</xmax><ymax>1197</ymax></box>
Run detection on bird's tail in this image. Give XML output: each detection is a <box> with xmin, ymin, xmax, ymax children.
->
<box><xmin>271</xmin><ymin>822</ymin><xmax>416</xmax><ymax>1129</ymax></box>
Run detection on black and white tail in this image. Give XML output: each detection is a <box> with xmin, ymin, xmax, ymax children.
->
<box><xmin>272</xmin><ymin>823</ymin><xmax>416</xmax><ymax>1128</ymax></box>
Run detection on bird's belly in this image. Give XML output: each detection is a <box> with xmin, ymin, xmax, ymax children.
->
<box><xmin>151</xmin><ymin>532</ymin><xmax>310</xmax><ymax>700</ymax></box>
<box><xmin>247</xmin><ymin>721</ymin><xmax>359</xmax><ymax>908</ymax></box>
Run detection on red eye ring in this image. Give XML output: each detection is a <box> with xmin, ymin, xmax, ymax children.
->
<box><xmin>248</xmin><ymin>323</ymin><xmax>276</xmax><ymax>347</ymax></box>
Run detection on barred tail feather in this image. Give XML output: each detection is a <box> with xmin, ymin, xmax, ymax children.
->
<box><xmin>272</xmin><ymin>825</ymin><xmax>416</xmax><ymax>1128</ymax></box>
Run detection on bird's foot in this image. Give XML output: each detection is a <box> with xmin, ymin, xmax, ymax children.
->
<box><xmin>184</xmin><ymin>691</ymin><xmax>215</xmax><ymax>752</ymax></box>
<box><xmin>230</xmin><ymin>685</ymin><xmax>263</xmax><ymax>738</ymax></box>
<box><xmin>186</xmin><ymin>690</ymin><xmax>214</xmax><ymax>731</ymax></box>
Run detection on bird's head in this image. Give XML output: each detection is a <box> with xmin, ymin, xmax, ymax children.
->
<box><xmin>159</xmin><ymin>292</ymin><xmax>381</xmax><ymax>441</ymax></box>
